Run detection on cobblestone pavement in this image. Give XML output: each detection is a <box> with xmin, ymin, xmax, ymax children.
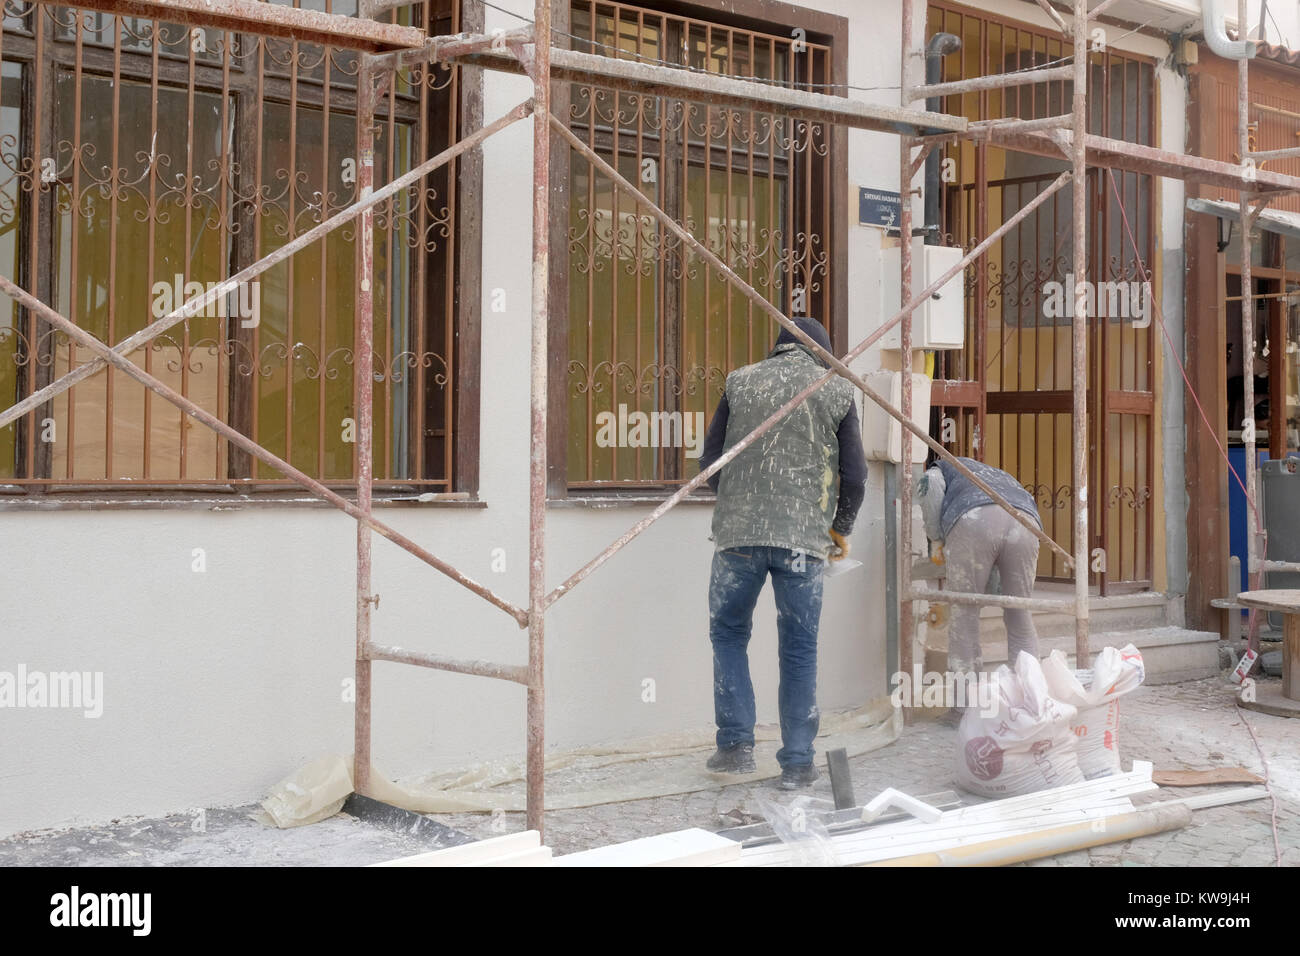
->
<box><xmin>432</xmin><ymin>677</ymin><xmax>1299</xmax><ymax>865</ymax></box>
<box><xmin>1</xmin><ymin>677</ymin><xmax>1294</xmax><ymax>866</ymax></box>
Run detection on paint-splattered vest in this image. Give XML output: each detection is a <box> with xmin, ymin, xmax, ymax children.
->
<box><xmin>711</xmin><ymin>345</ymin><xmax>855</xmax><ymax>559</ymax></box>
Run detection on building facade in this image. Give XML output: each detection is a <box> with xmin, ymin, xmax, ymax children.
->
<box><xmin>3</xmin><ymin>0</ymin><xmax>1270</xmax><ymax>835</ymax></box>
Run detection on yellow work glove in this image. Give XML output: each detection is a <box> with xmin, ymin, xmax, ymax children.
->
<box><xmin>828</xmin><ymin>529</ymin><xmax>850</xmax><ymax>562</ymax></box>
<box><xmin>931</xmin><ymin>542</ymin><xmax>945</xmax><ymax>566</ymax></box>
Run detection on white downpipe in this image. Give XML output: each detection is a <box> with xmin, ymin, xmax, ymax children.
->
<box><xmin>1203</xmin><ymin>0</ymin><xmax>1257</xmax><ymax>59</ymax></box>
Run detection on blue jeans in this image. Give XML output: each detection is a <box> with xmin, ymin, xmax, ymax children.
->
<box><xmin>708</xmin><ymin>545</ymin><xmax>824</xmax><ymax>770</ymax></box>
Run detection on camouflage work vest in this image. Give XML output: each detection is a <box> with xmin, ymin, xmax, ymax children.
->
<box><xmin>711</xmin><ymin>345</ymin><xmax>855</xmax><ymax>559</ymax></box>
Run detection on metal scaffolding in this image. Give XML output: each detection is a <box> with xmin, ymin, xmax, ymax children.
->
<box><xmin>2</xmin><ymin>0</ymin><xmax>1296</xmax><ymax>840</ymax></box>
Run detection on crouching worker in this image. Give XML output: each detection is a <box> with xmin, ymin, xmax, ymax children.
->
<box><xmin>916</xmin><ymin>454</ymin><xmax>1043</xmax><ymax>720</ymax></box>
<box><xmin>698</xmin><ymin>316</ymin><xmax>867</xmax><ymax>790</ymax></box>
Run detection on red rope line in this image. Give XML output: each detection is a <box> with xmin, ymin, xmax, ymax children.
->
<box><xmin>1105</xmin><ymin>169</ymin><xmax>1263</xmax><ymax>531</ymax></box>
<box><xmin>1106</xmin><ymin>168</ymin><xmax>1266</xmax><ymax>644</ymax></box>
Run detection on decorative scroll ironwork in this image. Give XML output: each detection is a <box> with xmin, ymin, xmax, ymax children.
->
<box><xmin>0</xmin><ymin>2</ymin><xmax>458</xmax><ymax>487</ymax></box>
<box><xmin>565</xmin><ymin>0</ymin><xmax>833</xmax><ymax>484</ymax></box>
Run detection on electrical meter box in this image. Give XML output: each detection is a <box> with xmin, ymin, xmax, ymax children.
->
<box><xmin>878</xmin><ymin>241</ymin><xmax>964</xmax><ymax>351</ymax></box>
<box><xmin>862</xmin><ymin>370</ymin><xmax>931</xmax><ymax>463</ymax></box>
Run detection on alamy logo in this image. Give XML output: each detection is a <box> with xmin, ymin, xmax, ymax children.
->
<box><xmin>1042</xmin><ymin>272</ymin><xmax>1151</xmax><ymax>327</ymax></box>
<box><xmin>594</xmin><ymin>404</ymin><xmax>705</xmax><ymax>459</ymax></box>
<box><xmin>0</xmin><ymin>665</ymin><xmax>103</xmax><ymax>718</ymax></box>
<box><xmin>151</xmin><ymin>274</ymin><xmax>260</xmax><ymax>328</ymax></box>
<box><xmin>889</xmin><ymin>667</ymin><xmax>999</xmax><ymax>717</ymax></box>
<box><xmin>50</xmin><ymin>886</ymin><xmax>151</xmax><ymax>936</ymax></box>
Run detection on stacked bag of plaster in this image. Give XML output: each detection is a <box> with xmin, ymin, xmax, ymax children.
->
<box><xmin>955</xmin><ymin>651</ymin><xmax>1084</xmax><ymax>797</ymax></box>
<box><xmin>1041</xmin><ymin>643</ymin><xmax>1145</xmax><ymax>779</ymax></box>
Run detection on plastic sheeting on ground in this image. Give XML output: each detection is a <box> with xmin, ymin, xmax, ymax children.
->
<box><xmin>259</xmin><ymin>698</ymin><xmax>901</xmax><ymax>825</ymax></box>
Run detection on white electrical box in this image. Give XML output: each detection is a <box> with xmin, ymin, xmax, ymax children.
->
<box><xmin>878</xmin><ymin>240</ymin><xmax>964</xmax><ymax>350</ymax></box>
<box><xmin>862</xmin><ymin>370</ymin><xmax>931</xmax><ymax>463</ymax></box>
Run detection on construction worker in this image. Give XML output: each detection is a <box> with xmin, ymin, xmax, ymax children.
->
<box><xmin>698</xmin><ymin>316</ymin><xmax>866</xmax><ymax>789</ymax></box>
<box><xmin>916</xmin><ymin>453</ymin><xmax>1043</xmax><ymax>714</ymax></box>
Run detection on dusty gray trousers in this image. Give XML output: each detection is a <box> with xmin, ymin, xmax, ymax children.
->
<box><xmin>945</xmin><ymin>505</ymin><xmax>1041</xmax><ymax>673</ymax></box>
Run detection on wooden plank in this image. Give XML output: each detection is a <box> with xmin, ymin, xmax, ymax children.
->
<box><xmin>986</xmin><ymin>390</ymin><xmax>1072</xmax><ymax>414</ymax></box>
<box><xmin>1160</xmin><ymin>787</ymin><xmax>1269</xmax><ymax>811</ymax></box>
<box><xmin>1106</xmin><ymin>391</ymin><xmax>1154</xmax><ymax>415</ymax></box>
<box><xmin>1152</xmin><ymin>768</ymin><xmax>1264</xmax><ymax>786</ymax></box>
<box><xmin>1184</xmin><ymin>75</ymin><xmax>1229</xmax><ymax>631</ymax></box>
<box><xmin>986</xmin><ymin>126</ymin><xmax>1300</xmax><ymax>194</ymax></box>
<box><xmin>35</xmin><ymin>0</ymin><xmax>429</xmax><ymax>53</ymax></box>
<box><xmin>1236</xmin><ymin>589</ymin><xmax>1300</xmax><ymax>614</ymax></box>
<box><xmin>461</xmin><ymin>47</ymin><xmax>968</xmax><ymax>137</ymax></box>
<box><xmin>929</xmin><ymin>380</ymin><xmax>982</xmax><ymax>407</ymax></box>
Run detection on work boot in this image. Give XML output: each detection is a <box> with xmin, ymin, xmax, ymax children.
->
<box><xmin>779</xmin><ymin>764</ymin><xmax>820</xmax><ymax>790</ymax></box>
<box><xmin>706</xmin><ymin>744</ymin><xmax>755</xmax><ymax>774</ymax></box>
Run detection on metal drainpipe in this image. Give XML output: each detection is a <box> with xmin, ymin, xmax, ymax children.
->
<box><xmin>924</xmin><ymin>33</ymin><xmax>961</xmax><ymax>247</ymax></box>
<box><xmin>1203</xmin><ymin>0</ymin><xmax>1257</xmax><ymax>60</ymax></box>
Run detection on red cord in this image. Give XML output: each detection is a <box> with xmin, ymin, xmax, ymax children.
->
<box><xmin>1106</xmin><ymin>169</ymin><xmax>1267</xmax><ymax>644</ymax></box>
<box><xmin>1105</xmin><ymin>169</ymin><xmax>1263</xmax><ymax>531</ymax></box>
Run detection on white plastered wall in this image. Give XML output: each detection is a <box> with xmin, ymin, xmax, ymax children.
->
<box><xmin>0</xmin><ymin>0</ymin><xmax>904</xmax><ymax>838</ymax></box>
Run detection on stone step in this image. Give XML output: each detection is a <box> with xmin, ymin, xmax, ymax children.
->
<box><xmin>924</xmin><ymin>625</ymin><xmax>1221</xmax><ymax>685</ymax></box>
<box><xmin>975</xmin><ymin>589</ymin><xmax>1169</xmax><ymax>639</ymax></box>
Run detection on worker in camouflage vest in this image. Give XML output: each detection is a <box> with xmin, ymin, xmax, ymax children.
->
<box><xmin>698</xmin><ymin>316</ymin><xmax>867</xmax><ymax>789</ymax></box>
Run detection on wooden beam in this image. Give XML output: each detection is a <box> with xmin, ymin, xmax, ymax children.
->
<box><xmin>1185</xmin><ymin>70</ymin><xmax>1231</xmax><ymax>631</ymax></box>
<box><xmin>38</xmin><ymin>0</ymin><xmax>429</xmax><ymax>53</ymax></box>
<box><xmin>461</xmin><ymin>46</ymin><xmax>968</xmax><ymax>136</ymax></box>
<box><xmin>986</xmin><ymin>127</ymin><xmax>1300</xmax><ymax>194</ymax></box>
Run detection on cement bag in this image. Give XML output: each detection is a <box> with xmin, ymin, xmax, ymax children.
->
<box><xmin>956</xmin><ymin>651</ymin><xmax>1084</xmax><ymax>798</ymax></box>
<box><xmin>1042</xmin><ymin>643</ymin><xmax>1145</xmax><ymax>779</ymax></box>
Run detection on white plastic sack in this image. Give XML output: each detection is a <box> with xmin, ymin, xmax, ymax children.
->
<box><xmin>1042</xmin><ymin>643</ymin><xmax>1145</xmax><ymax>779</ymax></box>
<box><xmin>956</xmin><ymin>651</ymin><xmax>1084</xmax><ymax>798</ymax></box>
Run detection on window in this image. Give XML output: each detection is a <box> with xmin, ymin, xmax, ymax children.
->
<box><xmin>561</xmin><ymin>0</ymin><xmax>838</xmax><ymax>488</ymax></box>
<box><xmin>0</xmin><ymin>0</ymin><xmax>468</xmax><ymax>492</ymax></box>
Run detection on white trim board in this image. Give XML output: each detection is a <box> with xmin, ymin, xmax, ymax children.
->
<box><xmin>370</xmin><ymin>830</ymin><xmax>541</xmax><ymax>867</ymax></box>
<box><xmin>553</xmin><ymin>827</ymin><xmax>741</xmax><ymax>867</ymax></box>
<box><xmin>734</xmin><ymin>801</ymin><xmax>1136</xmax><ymax>867</ymax></box>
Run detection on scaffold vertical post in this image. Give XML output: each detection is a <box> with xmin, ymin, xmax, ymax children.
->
<box><xmin>1072</xmin><ymin>0</ymin><xmax>1090</xmax><ymax>666</ymax></box>
<box><xmin>899</xmin><ymin>0</ymin><xmax>916</xmax><ymax>723</ymax></box>
<box><xmin>354</xmin><ymin>49</ymin><xmax>377</xmax><ymax>795</ymax></box>
<box><xmin>1238</xmin><ymin>0</ymin><xmax>1261</xmax><ymax>654</ymax></box>
<box><xmin>526</xmin><ymin>0</ymin><xmax>552</xmax><ymax>838</ymax></box>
